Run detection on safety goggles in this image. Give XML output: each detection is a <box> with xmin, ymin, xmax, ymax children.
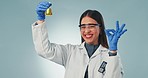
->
<box><xmin>79</xmin><ymin>23</ymin><xmax>101</xmax><ymax>31</ymax></box>
<box><xmin>79</xmin><ymin>23</ymin><xmax>101</xmax><ymax>27</ymax></box>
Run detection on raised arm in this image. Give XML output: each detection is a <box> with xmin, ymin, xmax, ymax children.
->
<box><xmin>32</xmin><ymin>1</ymin><xmax>70</xmax><ymax>66</ymax></box>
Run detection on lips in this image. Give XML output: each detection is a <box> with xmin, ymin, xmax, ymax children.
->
<box><xmin>85</xmin><ymin>34</ymin><xmax>93</xmax><ymax>38</ymax></box>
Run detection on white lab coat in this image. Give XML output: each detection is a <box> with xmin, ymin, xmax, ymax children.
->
<box><xmin>32</xmin><ymin>22</ymin><xmax>124</xmax><ymax>78</ymax></box>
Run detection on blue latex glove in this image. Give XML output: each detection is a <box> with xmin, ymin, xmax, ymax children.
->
<box><xmin>105</xmin><ymin>21</ymin><xmax>127</xmax><ymax>51</ymax></box>
<box><xmin>36</xmin><ymin>1</ymin><xmax>52</xmax><ymax>20</ymax></box>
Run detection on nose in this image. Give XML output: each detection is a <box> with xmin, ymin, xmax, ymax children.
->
<box><xmin>84</xmin><ymin>26</ymin><xmax>91</xmax><ymax>33</ymax></box>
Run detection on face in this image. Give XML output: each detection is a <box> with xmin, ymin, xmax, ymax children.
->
<box><xmin>80</xmin><ymin>16</ymin><xmax>101</xmax><ymax>45</ymax></box>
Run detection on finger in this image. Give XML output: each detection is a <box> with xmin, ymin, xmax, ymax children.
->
<box><xmin>120</xmin><ymin>29</ymin><xmax>127</xmax><ymax>36</ymax></box>
<box><xmin>39</xmin><ymin>1</ymin><xmax>51</xmax><ymax>8</ymax></box>
<box><xmin>119</xmin><ymin>24</ymin><xmax>126</xmax><ymax>33</ymax></box>
<box><xmin>39</xmin><ymin>1</ymin><xmax>49</xmax><ymax>6</ymax></box>
<box><xmin>36</xmin><ymin>8</ymin><xmax>47</xmax><ymax>12</ymax></box>
<box><xmin>40</xmin><ymin>2</ymin><xmax>51</xmax><ymax>8</ymax></box>
<box><xmin>105</xmin><ymin>29</ymin><xmax>115</xmax><ymax>36</ymax></box>
<box><xmin>105</xmin><ymin>29</ymin><xmax>111</xmax><ymax>36</ymax></box>
<box><xmin>38</xmin><ymin>4</ymin><xmax>50</xmax><ymax>9</ymax></box>
<box><xmin>107</xmin><ymin>29</ymin><xmax>116</xmax><ymax>34</ymax></box>
<box><xmin>116</xmin><ymin>21</ymin><xmax>119</xmax><ymax>31</ymax></box>
<box><xmin>37</xmin><ymin>6</ymin><xmax>48</xmax><ymax>10</ymax></box>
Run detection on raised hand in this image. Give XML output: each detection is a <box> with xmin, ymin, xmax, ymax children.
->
<box><xmin>36</xmin><ymin>1</ymin><xmax>52</xmax><ymax>20</ymax></box>
<box><xmin>105</xmin><ymin>21</ymin><xmax>127</xmax><ymax>51</ymax></box>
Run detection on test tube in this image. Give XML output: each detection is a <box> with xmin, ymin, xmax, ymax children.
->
<box><xmin>45</xmin><ymin>8</ymin><xmax>52</xmax><ymax>16</ymax></box>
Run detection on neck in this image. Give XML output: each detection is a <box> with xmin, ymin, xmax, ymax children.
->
<box><xmin>86</xmin><ymin>41</ymin><xmax>100</xmax><ymax>46</ymax></box>
<box><xmin>85</xmin><ymin>42</ymin><xmax>99</xmax><ymax>46</ymax></box>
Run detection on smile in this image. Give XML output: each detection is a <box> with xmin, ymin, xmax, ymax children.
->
<box><xmin>85</xmin><ymin>34</ymin><xmax>93</xmax><ymax>38</ymax></box>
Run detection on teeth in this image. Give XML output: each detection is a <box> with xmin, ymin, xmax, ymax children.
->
<box><xmin>86</xmin><ymin>34</ymin><xmax>92</xmax><ymax>38</ymax></box>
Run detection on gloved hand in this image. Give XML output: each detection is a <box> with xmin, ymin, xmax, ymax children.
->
<box><xmin>36</xmin><ymin>1</ymin><xmax>52</xmax><ymax>20</ymax></box>
<box><xmin>105</xmin><ymin>21</ymin><xmax>127</xmax><ymax>51</ymax></box>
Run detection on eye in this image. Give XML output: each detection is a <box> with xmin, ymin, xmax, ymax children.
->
<box><xmin>81</xmin><ymin>26</ymin><xmax>86</xmax><ymax>29</ymax></box>
<box><xmin>89</xmin><ymin>25</ymin><xmax>96</xmax><ymax>28</ymax></box>
<box><xmin>90</xmin><ymin>25</ymin><xmax>95</xmax><ymax>27</ymax></box>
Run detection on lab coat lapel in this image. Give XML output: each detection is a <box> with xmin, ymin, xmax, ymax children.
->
<box><xmin>79</xmin><ymin>42</ymin><xmax>88</xmax><ymax>55</ymax></box>
<box><xmin>79</xmin><ymin>42</ymin><xmax>108</xmax><ymax>59</ymax></box>
<box><xmin>79</xmin><ymin>42</ymin><xmax>90</xmax><ymax>61</ymax></box>
<box><xmin>90</xmin><ymin>45</ymin><xmax>108</xmax><ymax>59</ymax></box>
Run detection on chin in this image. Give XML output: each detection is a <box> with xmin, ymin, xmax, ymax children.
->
<box><xmin>85</xmin><ymin>41</ymin><xmax>93</xmax><ymax>44</ymax></box>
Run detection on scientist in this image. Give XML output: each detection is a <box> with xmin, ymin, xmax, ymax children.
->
<box><xmin>32</xmin><ymin>1</ymin><xmax>127</xmax><ymax>78</ymax></box>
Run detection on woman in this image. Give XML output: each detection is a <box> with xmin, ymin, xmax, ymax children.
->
<box><xmin>32</xmin><ymin>1</ymin><xmax>127</xmax><ymax>78</ymax></box>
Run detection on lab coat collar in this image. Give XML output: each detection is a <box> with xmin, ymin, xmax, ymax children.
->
<box><xmin>79</xmin><ymin>42</ymin><xmax>87</xmax><ymax>55</ymax></box>
<box><xmin>79</xmin><ymin>42</ymin><xmax>108</xmax><ymax>58</ymax></box>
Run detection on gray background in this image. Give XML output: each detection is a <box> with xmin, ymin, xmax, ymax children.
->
<box><xmin>0</xmin><ymin>0</ymin><xmax>148</xmax><ymax>78</ymax></box>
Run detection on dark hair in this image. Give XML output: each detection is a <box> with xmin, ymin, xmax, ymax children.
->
<box><xmin>79</xmin><ymin>9</ymin><xmax>109</xmax><ymax>48</ymax></box>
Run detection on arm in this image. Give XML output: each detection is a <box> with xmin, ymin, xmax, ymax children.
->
<box><xmin>36</xmin><ymin>20</ymin><xmax>44</xmax><ymax>24</ymax></box>
<box><xmin>104</xmin><ymin>21</ymin><xmax>127</xmax><ymax>78</ymax></box>
<box><xmin>104</xmin><ymin>54</ymin><xmax>124</xmax><ymax>78</ymax></box>
<box><xmin>32</xmin><ymin>1</ymin><xmax>70</xmax><ymax>66</ymax></box>
<box><xmin>32</xmin><ymin>21</ymin><xmax>70</xmax><ymax>66</ymax></box>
